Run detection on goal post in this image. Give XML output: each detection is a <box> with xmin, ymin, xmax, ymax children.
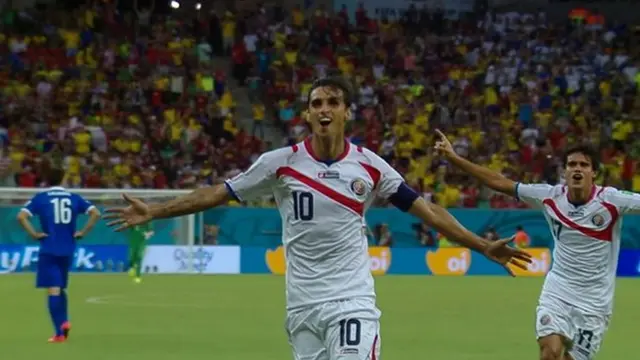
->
<box><xmin>0</xmin><ymin>188</ymin><xmax>206</xmax><ymax>272</ymax></box>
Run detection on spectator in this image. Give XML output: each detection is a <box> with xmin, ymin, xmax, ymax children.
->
<box><xmin>514</xmin><ymin>226</ymin><xmax>531</xmax><ymax>248</ymax></box>
<box><xmin>374</xmin><ymin>223</ymin><xmax>393</xmax><ymax>247</ymax></box>
<box><xmin>3</xmin><ymin>1</ymin><xmax>640</xmax><ymax>213</ymax></box>
<box><xmin>484</xmin><ymin>227</ymin><xmax>500</xmax><ymax>241</ymax></box>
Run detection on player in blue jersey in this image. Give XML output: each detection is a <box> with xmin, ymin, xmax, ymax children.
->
<box><xmin>16</xmin><ymin>168</ymin><xmax>101</xmax><ymax>343</ymax></box>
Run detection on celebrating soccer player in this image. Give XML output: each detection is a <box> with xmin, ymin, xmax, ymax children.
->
<box><xmin>105</xmin><ymin>77</ymin><xmax>531</xmax><ymax>360</ymax></box>
<box><xmin>435</xmin><ymin>130</ymin><xmax>640</xmax><ymax>360</ymax></box>
<box><xmin>17</xmin><ymin>168</ymin><xmax>101</xmax><ymax>343</ymax></box>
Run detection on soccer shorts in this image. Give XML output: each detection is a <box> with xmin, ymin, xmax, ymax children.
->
<box><xmin>128</xmin><ymin>241</ymin><xmax>146</xmax><ymax>261</ymax></box>
<box><xmin>535</xmin><ymin>295</ymin><xmax>610</xmax><ymax>360</ymax></box>
<box><xmin>36</xmin><ymin>254</ymin><xmax>72</xmax><ymax>289</ymax></box>
<box><xmin>286</xmin><ymin>297</ymin><xmax>381</xmax><ymax>360</ymax></box>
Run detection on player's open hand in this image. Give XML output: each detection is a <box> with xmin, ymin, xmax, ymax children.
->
<box><xmin>483</xmin><ymin>236</ymin><xmax>533</xmax><ymax>277</ymax></box>
<box><xmin>103</xmin><ymin>194</ymin><xmax>152</xmax><ymax>232</ymax></box>
<box><xmin>74</xmin><ymin>231</ymin><xmax>85</xmax><ymax>239</ymax></box>
<box><xmin>434</xmin><ymin>129</ymin><xmax>456</xmax><ymax>158</ymax></box>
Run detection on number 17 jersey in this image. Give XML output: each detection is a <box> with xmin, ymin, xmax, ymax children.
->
<box><xmin>225</xmin><ymin>139</ymin><xmax>405</xmax><ymax>310</ymax></box>
<box><xmin>516</xmin><ymin>183</ymin><xmax>640</xmax><ymax>314</ymax></box>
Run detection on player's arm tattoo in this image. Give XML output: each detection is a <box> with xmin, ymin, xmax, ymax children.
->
<box><xmin>447</xmin><ymin>153</ymin><xmax>517</xmax><ymax>197</ymax></box>
<box><xmin>78</xmin><ymin>207</ymin><xmax>102</xmax><ymax>236</ymax></box>
<box><xmin>408</xmin><ymin>197</ymin><xmax>489</xmax><ymax>253</ymax></box>
<box><xmin>149</xmin><ymin>184</ymin><xmax>232</xmax><ymax>219</ymax></box>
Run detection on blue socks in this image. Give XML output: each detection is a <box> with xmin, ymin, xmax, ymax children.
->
<box><xmin>60</xmin><ymin>290</ymin><xmax>68</xmax><ymax>324</ymax></box>
<box><xmin>47</xmin><ymin>291</ymin><xmax>68</xmax><ymax>336</ymax></box>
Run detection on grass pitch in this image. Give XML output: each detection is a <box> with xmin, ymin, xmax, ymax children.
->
<box><xmin>0</xmin><ymin>274</ymin><xmax>636</xmax><ymax>360</ymax></box>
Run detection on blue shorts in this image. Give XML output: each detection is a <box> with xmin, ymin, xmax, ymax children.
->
<box><xmin>36</xmin><ymin>254</ymin><xmax>72</xmax><ymax>289</ymax></box>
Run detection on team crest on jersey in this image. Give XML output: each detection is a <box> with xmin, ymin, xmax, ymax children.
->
<box><xmin>540</xmin><ymin>314</ymin><xmax>551</xmax><ymax>325</ymax></box>
<box><xmin>350</xmin><ymin>178</ymin><xmax>368</xmax><ymax>196</ymax></box>
<box><xmin>592</xmin><ymin>214</ymin><xmax>605</xmax><ymax>227</ymax></box>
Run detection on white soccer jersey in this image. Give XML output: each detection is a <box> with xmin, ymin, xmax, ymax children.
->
<box><xmin>225</xmin><ymin>138</ymin><xmax>405</xmax><ymax>310</ymax></box>
<box><xmin>516</xmin><ymin>183</ymin><xmax>640</xmax><ymax>314</ymax></box>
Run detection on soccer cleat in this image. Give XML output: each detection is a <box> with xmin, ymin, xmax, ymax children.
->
<box><xmin>61</xmin><ymin>321</ymin><xmax>71</xmax><ymax>339</ymax></box>
<box><xmin>134</xmin><ymin>277</ymin><xmax>142</xmax><ymax>284</ymax></box>
<box><xmin>48</xmin><ymin>335</ymin><xmax>66</xmax><ymax>343</ymax></box>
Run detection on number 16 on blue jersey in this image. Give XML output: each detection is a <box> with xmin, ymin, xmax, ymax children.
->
<box><xmin>21</xmin><ymin>187</ymin><xmax>96</xmax><ymax>257</ymax></box>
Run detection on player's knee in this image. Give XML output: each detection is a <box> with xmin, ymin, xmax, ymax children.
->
<box><xmin>47</xmin><ymin>287</ymin><xmax>61</xmax><ymax>296</ymax></box>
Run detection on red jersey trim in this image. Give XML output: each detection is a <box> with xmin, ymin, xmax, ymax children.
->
<box><xmin>542</xmin><ymin>199</ymin><xmax>619</xmax><ymax>242</ymax></box>
<box><xmin>276</xmin><ymin>166</ymin><xmax>364</xmax><ymax>216</ymax></box>
<box><xmin>303</xmin><ymin>137</ymin><xmax>351</xmax><ymax>163</ymax></box>
<box><xmin>358</xmin><ymin>162</ymin><xmax>381</xmax><ymax>190</ymax></box>
<box><xmin>565</xmin><ymin>185</ymin><xmax>597</xmax><ymax>203</ymax></box>
<box><xmin>370</xmin><ymin>334</ymin><xmax>379</xmax><ymax>360</ymax></box>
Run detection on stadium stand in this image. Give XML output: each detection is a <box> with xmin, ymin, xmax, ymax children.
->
<box><xmin>1</xmin><ymin>1</ymin><xmax>640</xmax><ymax>210</ymax></box>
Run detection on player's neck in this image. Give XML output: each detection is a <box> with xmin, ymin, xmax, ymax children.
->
<box><xmin>567</xmin><ymin>185</ymin><xmax>594</xmax><ymax>206</ymax></box>
<box><xmin>310</xmin><ymin>134</ymin><xmax>345</xmax><ymax>160</ymax></box>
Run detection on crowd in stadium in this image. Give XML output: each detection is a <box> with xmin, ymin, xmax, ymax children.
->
<box><xmin>1</xmin><ymin>1</ymin><xmax>639</xmax><ymax>209</ymax></box>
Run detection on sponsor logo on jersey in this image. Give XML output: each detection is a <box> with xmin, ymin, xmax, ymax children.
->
<box><xmin>318</xmin><ymin>171</ymin><xmax>340</xmax><ymax>179</ymax></box>
<box><xmin>265</xmin><ymin>246</ymin><xmax>286</xmax><ymax>275</ymax></box>
<box><xmin>568</xmin><ymin>209</ymin><xmax>584</xmax><ymax>217</ymax></box>
<box><xmin>506</xmin><ymin>248</ymin><xmax>550</xmax><ymax>277</ymax></box>
<box><xmin>591</xmin><ymin>214</ymin><xmax>605</xmax><ymax>227</ymax></box>
<box><xmin>425</xmin><ymin>248</ymin><xmax>471</xmax><ymax>275</ymax></box>
<box><xmin>369</xmin><ymin>247</ymin><xmax>391</xmax><ymax>275</ymax></box>
<box><xmin>350</xmin><ymin>178</ymin><xmax>368</xmax><ymax>196</ymax></box>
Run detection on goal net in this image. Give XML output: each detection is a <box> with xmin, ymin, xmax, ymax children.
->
<box><xmin>0</xmin><ymin>187</ymin><xmax>201</xmax><ymax>247</ymax></box>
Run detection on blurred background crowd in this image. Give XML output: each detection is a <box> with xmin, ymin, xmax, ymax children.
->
<box><xmin>2</xmin><ymin>0</ymin><xmax>640</xmax><ymax>210</ymax></box>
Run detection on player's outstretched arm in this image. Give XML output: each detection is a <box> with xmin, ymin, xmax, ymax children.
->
<box><xmin>105</xmin><ymin>184</ymin><xmax>232</xmax><ymax>231</ymax></box>
<box><xmin>408</xmin><ymin>197</ymin><xmax>532</xmax><ymax>274</ymax></box>
<box><xmin>434</xmin><ymin>130</ymin><xmax>517</xmax><ymax>197</ymax></box>
<box><xmin>75</xmin><ymin>207</ymin><xmax>101</xmax><ymax>238</ymax></box>
<box><xmin>149</xmin><ymin>184</ymin><xmax>232</xmax><ymax>219</ymax></box>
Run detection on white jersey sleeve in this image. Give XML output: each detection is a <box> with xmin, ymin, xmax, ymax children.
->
<box><xmin>515</xmin><ymin>183</ymin><xmax>558</xmax><ymax>207</ymax></box>
<box><xmin>224</xmin><ymin>148</ymin><xmax>288</xmax><ymax>201</ymax></box>
<box><xmin>361</xmin><ymin>148</ymin><xmax>404</xmax><ymax>199</ymax></box>
<box><xmin>602</xmin><ymin>188</ymin><xmax>640</xmax><ymax>214</ymax></box>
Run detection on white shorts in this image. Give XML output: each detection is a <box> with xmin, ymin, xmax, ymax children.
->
<box><xmin>535</xmin><ymin>296</ymin><xmax>610</xmax><ymax>360</ymax></box>
<box><xmin>286</xmin><ymin>297</ymin><xmax>381</xmax><ymax>360</ymax></box>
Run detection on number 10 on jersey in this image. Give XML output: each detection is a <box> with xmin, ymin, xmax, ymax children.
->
<box><xmin>292</xmin><ymin>191</ymin><xmax>314</xmax><ymax>221</ymax></box>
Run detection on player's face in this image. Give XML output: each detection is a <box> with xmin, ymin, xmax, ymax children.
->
<box><xmin>564</xmin><ymin>152</ymin><xmax>596</xmax><ymax>189</ymax></box>
<box><xmin>307</xmin><ymin>86</ymin><xmax>351</xmax><ymax>138</ymax></box>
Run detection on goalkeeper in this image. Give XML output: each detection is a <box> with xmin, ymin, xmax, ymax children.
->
<box><xmin>128</xmin><ymin>223</ymin><xmax>153</xmax><ymax>283</ymax></box>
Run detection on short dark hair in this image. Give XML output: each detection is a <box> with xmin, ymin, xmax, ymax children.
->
<box><xmin>307</xmin><ymin>76</ymin><xmax>353</xmax><ymax>107</ymax></box>
<box><xmin>48</xmin><ymin>168</ymin><xmax>65</xmax><ymax>186</ymax></box>
<box><xmin>564</xmin><ymin>144</ymin><xmax>600</xmax><ymax>171</ymax></box>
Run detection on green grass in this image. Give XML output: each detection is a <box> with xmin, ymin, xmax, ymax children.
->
<box><xmin>0</xmin><ymin>274</ymin><xmax>636</xmax><ymax>359</ymax></box>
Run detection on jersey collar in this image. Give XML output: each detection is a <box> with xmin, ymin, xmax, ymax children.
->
<box><xmin>565</xmin><ymin>184</ymin><xmax>597</xmax><ymax>206</ymax></box>
<box><xmin>48</xmin><ymin>186</ymin><xmax>65</xmax><ymax>191</ymax></box>
<box><xmin>303</xmin><ymin>137</ymin><xmax>351</xmax><ymax>165</ymax></box>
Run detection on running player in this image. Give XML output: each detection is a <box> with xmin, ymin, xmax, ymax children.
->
<box><xmin>105</xmin><ymin>77</ymin><xmax>532</xmax><ymax>360</ymax></box>
<box><xmin>434</xmin><ymin>130</ymin><xmax>637</xmax><ymax>360</ymax></box>
<box><xmin>17</xmin><ymin>168</ymin><xmax>101</xmax><ymax>343</ymax></box>
<box><xmin>128</xmin><ymin>223</ymin><xmax>153</xmax><ymax>283</ymax></box>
